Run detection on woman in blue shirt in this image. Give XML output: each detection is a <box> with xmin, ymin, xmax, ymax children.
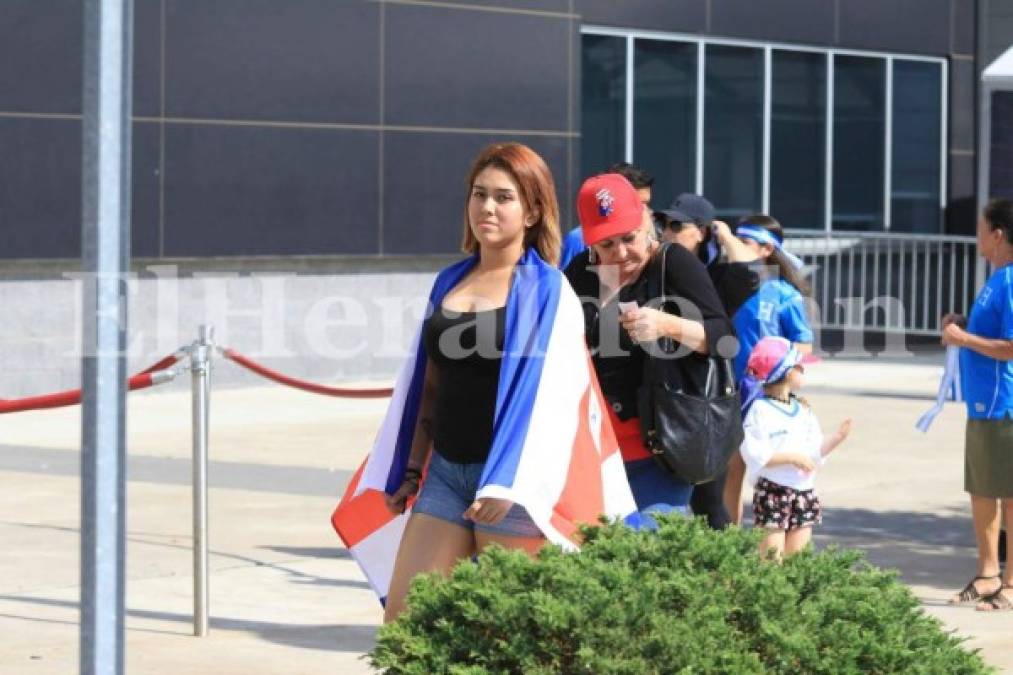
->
<box><xmin>942</xmin><ymin>198</ymin><xmax>1013</xmax><ymax>612</ymax></box>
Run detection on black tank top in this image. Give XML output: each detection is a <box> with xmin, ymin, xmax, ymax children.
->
<box><xmin>422</xmin><ymin>305</ymin><xmax>506</xmax><ymax>464</ymax></box>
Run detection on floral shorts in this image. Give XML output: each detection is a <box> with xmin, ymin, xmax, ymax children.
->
<box><xmin>752</xmin><ymin>478</ymin><xmax>822</xmax><ymax>531</ymax></box>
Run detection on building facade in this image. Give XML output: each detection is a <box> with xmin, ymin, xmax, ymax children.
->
<box><xmin>0</xmin><ymin>1</ymin><xmax>1006</xmax><ymax>395</ymax></box>
<box><xmin>0</xmin><ymin>0</ymin><xmax>991</xmax><ymax>263</ymax></box>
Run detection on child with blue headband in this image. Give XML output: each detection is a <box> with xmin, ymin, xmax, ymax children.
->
<box><xmin>731</xmin><ymin>214</ymin><xmax>813</xmax><ymax>378</ymax></box>
<box><xmin>723</xmin><ymin>214</ymin><xmax>816</xmax><ymax>525</ymax></box>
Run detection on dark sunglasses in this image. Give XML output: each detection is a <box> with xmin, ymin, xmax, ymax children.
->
<box><xmin>653</xmin><ymin>213</ymin><xmax>695</xmax><ymax>232</ymax></box>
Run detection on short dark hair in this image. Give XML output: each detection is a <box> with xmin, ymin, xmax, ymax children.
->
<box><xmin>605</xmin><ymin>162</ymin><xmax>654</xmax><ymax>190</ymax></box>
<box><xmin>984</xmin><ymin>198</ymin><xmax>1013</xmax><ymax>246</ymax></box>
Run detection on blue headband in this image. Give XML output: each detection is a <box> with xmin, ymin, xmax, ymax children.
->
<box><xmin>736</xmin><ymin>224</ymin><xmax>806</xmax><ymax>272</ymax></box>
<box><xmin>763</xmin><ymin>346</ymin><xmax>801</xmax><ymax>384</ymax></box>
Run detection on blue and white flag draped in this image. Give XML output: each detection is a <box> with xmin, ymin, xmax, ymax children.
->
<box><xmin>331</xmin><ymin>248</ymin><xmax>637</xmax><ymax>603</ymax></box>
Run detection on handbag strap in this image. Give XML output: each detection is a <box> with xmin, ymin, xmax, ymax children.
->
<box><xmin>648</xmin><ymin>243</ymin><xmax>738</xmax><ymax>396</ymax></box>
<box><xmin>646</xmin><ymin>243</ymin><xmax>676</xmax><ymax>354</ymax></box>
<box><xmin>704</xmin><ymin>353</ymin><xmax>739</xmax><ymax>397</ymax></box>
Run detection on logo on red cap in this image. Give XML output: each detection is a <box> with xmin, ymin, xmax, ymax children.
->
<box><xmin>595</xmin><ymin>188</ymin><xmax>614</xmax><ymax>217</ymax></box>
<box><xmin>577</xmin><ymin>173</ymin><xmax>643</xmax><ymax>246</ymax></box>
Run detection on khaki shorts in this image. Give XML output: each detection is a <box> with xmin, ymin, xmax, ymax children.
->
<box><xmin>965</xmin><ymin>418</ymin><xmax>1013</xmax><ymax>498</ymax></box>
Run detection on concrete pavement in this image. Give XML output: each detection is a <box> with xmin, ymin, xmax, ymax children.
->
<box><xmin>0</xmin><ymin>353</ymin><xmax>1010</xmax><ymax>673</ymax></box>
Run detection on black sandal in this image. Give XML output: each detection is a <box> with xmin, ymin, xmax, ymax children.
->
<box><xmin>951</xmin><ymin>575</ymin><xmax>1001</xmax><ymax>604</ymax></box>
<box><xmin>976</xmin><ymin>585</ymin><xmax>1013</xmax><ymax>612</ymax></box>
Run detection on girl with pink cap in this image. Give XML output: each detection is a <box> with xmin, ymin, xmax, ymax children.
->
<box><xmin>739</xmin><ymin>336</ymin><xmax>851</xmax><ymax>559</ymax></box>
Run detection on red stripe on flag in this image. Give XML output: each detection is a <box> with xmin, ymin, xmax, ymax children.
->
<box><xmin>331</xmin><ymin>459</ymin><xmax>398</xmax><ymax>548</ymax></box>
<box><xmin>331</xmin><ymin>488</ymin><xmax>396</xmax><ymax>549</ymax></box>
<box><xmin>550</xmin><ymin>512</ymin><xmax>580</xmax><ymax>542</ymax></box>
<box><xmin>549</xmin><ymin>386</ymin><xmax>606</xmax><ymax>544</ymax></box>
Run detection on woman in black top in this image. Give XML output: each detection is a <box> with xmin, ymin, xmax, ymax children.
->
<box><xmin>382</xmin><ymin>143</ymin><xmax>561</xmax><ymax>622</ymax></box>
<box><xmin>565</xmin><ymin>174</ymin><xmax>735</xmax><ymax>517</ymax></box>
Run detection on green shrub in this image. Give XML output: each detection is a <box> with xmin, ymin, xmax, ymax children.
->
<box><xmin>371</xmin><ymin>516</ymin><xmax>990</xmax><ymax>674</ymax></box>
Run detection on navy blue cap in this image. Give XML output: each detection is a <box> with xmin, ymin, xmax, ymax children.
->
<box><xmin>657</xmin><ymin>193</ymin><xmax>715</xmax><ymax>228</ymax></box>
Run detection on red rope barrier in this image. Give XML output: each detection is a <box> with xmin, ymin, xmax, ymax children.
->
<box><xmin>138</xmin><ymin>350</ymin><xmax>184</xmax><ymax>374</ymax></box>
<box><xmin>221</xmin><ymin>348</ymin><xmax>393</xmax><ymax>399</ymax></box>
<box><xmin>0</xmin><ymin>369</ymin><xmax>176</xmax><ymax>414</ymax></box>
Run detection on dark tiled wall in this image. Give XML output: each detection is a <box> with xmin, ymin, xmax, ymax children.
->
<box><xmin>0</xmin><ymin>1</ymin><xmax>83</xmax><ymax>114</ymax></box>
<box><xmin>164</xmin><ymin>1</ymin><xmax>380</xmax><ymax>124</ymax></box>
<box><xmin>163</xmin><ymin>124</ymin><xmax>380</xmax><ymax>256</ymax></box>
<box><xmin>708</xmin><ymin>0</ymin><xmax>836</xmax><ymax>46</ymax></box>
<box><xmin>383</xmin><ymin>131</ymin><xmax>569</xmax><ymax>255</ymax></box>
<box><xmin>0</xmin><ymin>0</ymin><xmax>577</xmax><ymax>260</ymax></box>
<box><xmin>576</xmin><ymin>0</ymin><xmax>706</xmax><ymax>33</ymax></box>
<box><xmin>0</xmin><ymin>117</ymin><xmax>82</xmax><ymax>259</ymax></box>
<box><xmin>834</xmin><ymin>0</ymin><xmax>952</xmax><ymax>55</ymax></box>
<box><xmin>576</xmin><ymin>0</ymin><xmax>955</xmax><ymax>57</ymax></box>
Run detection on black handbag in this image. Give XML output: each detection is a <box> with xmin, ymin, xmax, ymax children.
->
<box><xmin>636</xmin><ymin>244</ymin><xmax>744</xmax><ymax>484</ymax></box>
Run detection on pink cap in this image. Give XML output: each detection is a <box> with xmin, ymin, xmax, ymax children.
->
<box><xmin>746</xmin><ymin>336</ymin><xmax>820</xmax><ymax>384</ymax></box>
<box><xmin>576</xmin><ymin>173</ymin><xmax>644</xmax><ymax>245</ymax></box>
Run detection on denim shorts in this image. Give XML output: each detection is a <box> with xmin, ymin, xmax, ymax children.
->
<box><xmin>412</xmin><ymin>451</ymin><xmax>543</xmax><ymax>539</ymax></box>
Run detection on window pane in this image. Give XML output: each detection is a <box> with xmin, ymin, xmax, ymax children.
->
<box><xmin>633</xmin><ymin>39</ymin><xmax>696</xmax><ymax>210</ymax></box>
<box><xmin>581</xmin><ymin>35</ymin><xmax>626</xmax><ymax>187</ymax></box>
<box><xmin>704</xmin><ymin>45</ymin><xmax>763</xmax><ymax>222</ymax></box>
<box><xmin>891</xmin><ymin>60</ymin><xmax>942</xmax><ymax>232</ymax></box>
<box><xmin>991</xmin><ymin>91</ymin><xmax>1013</xmax><ymax>200</ymax></box>
<box><xmin>832</xmin><ymin>55</ymin><xmax>886</xmax><ymax>231</ymax></box>
<box><xmin>771</xmin><ymin>50</ymin><xmax>826</xmax><ymax>230</ymax></box>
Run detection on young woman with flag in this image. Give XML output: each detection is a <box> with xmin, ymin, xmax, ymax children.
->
<box><xmin>563</xmin><ymin>173</ymin><xmax>735</xmax><ymax>518</ymax></box>
<box><xmin>331</xmin><ymin>143</ymin><xmax>637</xmax><ymax>622</ymax></box>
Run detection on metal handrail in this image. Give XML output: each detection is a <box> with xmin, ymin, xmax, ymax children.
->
<box><xmin>786</xmin><ymin>228</ymin><xmax>976</xmax><ymax>243</ymax></box>
<box><xmin>775</xmin><ymin>230</ymin><xmax>985</xmax><ymax>336</ymax></box>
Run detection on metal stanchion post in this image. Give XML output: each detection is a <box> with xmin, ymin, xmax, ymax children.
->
<box><xmin>80</xmin><ymin>1</ymin><xmax>133</xmax><ymax>672</ymax></box>
<box><xmin>191</xmin><ymin>325</ymin><xmax>214</xmax><ymax>636</ymax></box>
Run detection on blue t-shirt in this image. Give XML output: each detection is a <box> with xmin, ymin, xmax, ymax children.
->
<box><xmin>558</xmin><ymin>227</ymin><xmax>586</xmax><ymax>270</ymax></box>
<box><xmin>731</xmin><ymin>278</ymin><xmax>814</xmax><ymax>379</ymax></box>
<box><xmin>960</xmin><ymin>264</ymin><xmax>1013</xmax><ymax>420</ymax></box>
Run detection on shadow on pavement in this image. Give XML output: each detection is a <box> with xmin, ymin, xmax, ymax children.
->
<box><xmin>261</xmin><ymin>545</ymin><xmax>351</xmax><ymax>560</ymax></box>
<box><xmin>0</xmin><ymin>521</ymin><xmax>368</xmax><ymax>591</ymax></box>
<box><xmin>815</xmin><ymin>506</ymin><xmax>980</xmax><ymax>593</ymax></box>
<box><xmin>0</xmin><ymin>595</ymin><xmax>377</xmax><ymax>654</ymax></box>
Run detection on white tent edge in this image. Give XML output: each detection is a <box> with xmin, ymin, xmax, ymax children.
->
<box><xmin>978</xmin><ymin>44</ymin><xmax>1013</xmax><ymax>215</ymax></box>
<box><xmin>983</xmin><ymin>44</ymin><xmax>1013</xmax><ymax>88</ymax></box>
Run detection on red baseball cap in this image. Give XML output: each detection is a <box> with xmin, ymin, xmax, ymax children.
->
<box><xmin>746</xmin><ymin>336</ymin><xmax>821</xmax><ymax>384</ymax></box>
<box><xmin>576</xmin><ymin>173</ymin><xmax>644</xmax><ymax>245</ymax></box>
